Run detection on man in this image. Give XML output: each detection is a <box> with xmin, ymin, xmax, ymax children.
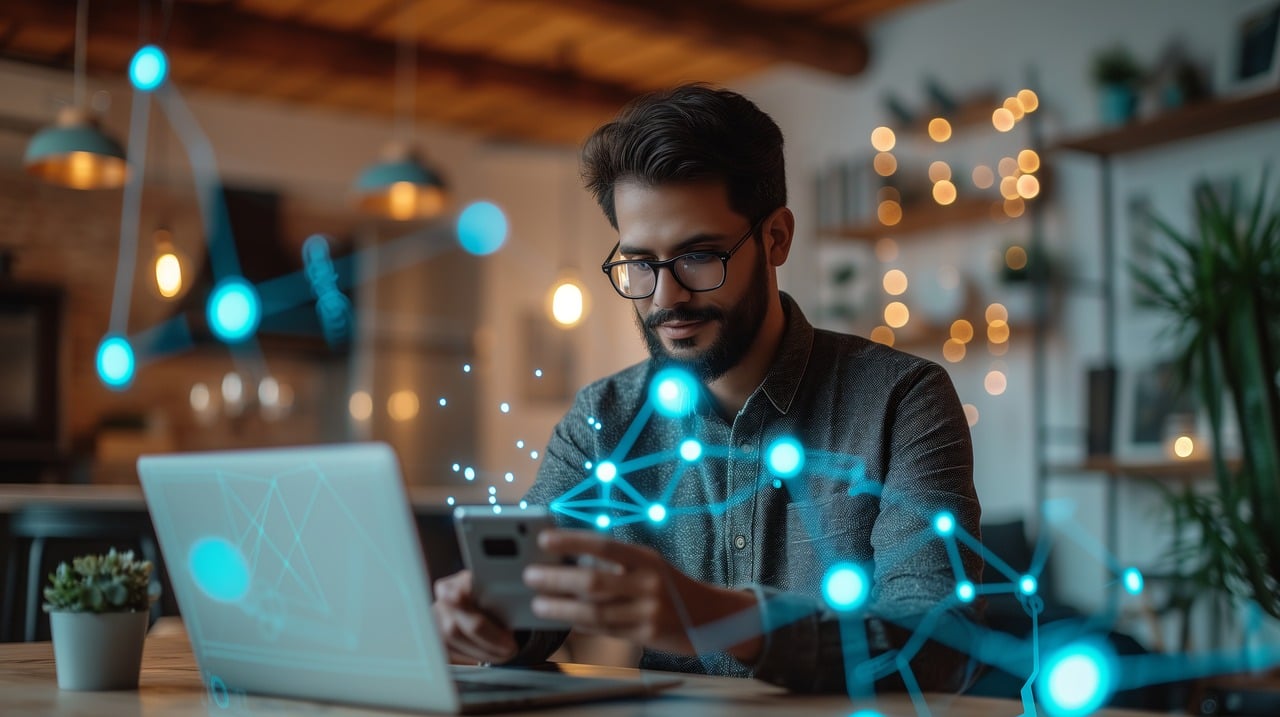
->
<box><xmin>434</xmin><ymin>84</ymin><xmax>982</xmax><ymax>694</ymax></box>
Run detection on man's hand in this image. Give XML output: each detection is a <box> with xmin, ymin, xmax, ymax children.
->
<box><xmin>432</xmin><ymin>570</ymin><xmax>518</xmax><ymax>664</ymax></box>
<box><xmin>522</xmin><ymin>529</ymin><xmax>763</xmax><ymax>662</ymax></box>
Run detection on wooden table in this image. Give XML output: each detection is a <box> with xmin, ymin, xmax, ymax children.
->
<box><xmin>0</xmin><ymin>620</ymin><xmax>1166</xmax><ymax>717</ymax></box>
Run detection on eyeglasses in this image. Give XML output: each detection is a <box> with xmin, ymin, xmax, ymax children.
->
<box><xmin>600</xmin><ymin>220</ymin><xmax>761</xmax><ymax>300</ymax></box>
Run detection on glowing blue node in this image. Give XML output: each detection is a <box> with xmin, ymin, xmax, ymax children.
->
<box><xmin>650</xmin><ymin>368</ymin><xmax>698</xmax><ymax>418</ymax></box>
<box><xmin>464</xmin><ymin>467</ymin><xmax>476</xmax><ymax>480</ymax></box>
<box><xmin>1019</xmin><ymin>575</ymin><xmax>1039</xmax><ymax>596</ymax></box>
<box><xmin>207</xmin><ymin>278</ymin><xmax>261</xmax><ymax>343</ymax></box>
<box><xmin>849</xmin><ymin>711</ymin><xmax>885</xmax><ymax>717</ymax></box>
<box><xmin>446</xmin><ymin>496</ymin><xmax>455</xmax><ymax>506</ymax></box>
<box><xmin>493</xmin><ymin>505</ymin><xmax>502</xmax><ymax>514</ymax></box>
<box><xmin>595</xmin><ymin>514</ymin><xmax>611</xmax><ymax>529</ymax></box>
<box><xmin>452</xmin><ymin>463</ymin><xmax>460</xmax><ymax>472</ymax></box>
<box><xmin>772</xmin><ymin>479</ymin><xmax>783</xmax><ymax>489</ymax></box>
<box><xmin>934</xmin><ymin>511</ymin><xmax>956</xmax><ymax>536</ymax></box>
<box><xmin>679</xmin><ymin>439</ymin><xmax>703</xmax><ymax>462</ymax></box>
<box><xmin>504</xmin><ymin>472</ymin><xmax>514</xmax><ymax>482</ymax></box>
<box><xmin>595</xmin><ymin>461</ymin><xmax>617</xmax><ymax>483</ymax></box>
<box><xmin>129</xmin><ymin>45</ymin><xmax>167</xmax><ymax>91</ymax></box>
<box><xmin>519</xmin><ymin>500</ymin><xmax>528</xmax><ymax>509</ymax></box>
<box><xmin>188</xmin><ymin>537</ymin><xmax>250</xmax><ymax>603</ymax></box>
<box><xmin>1039</xmin><ymin>643</ymin><xmax>1115</xmax><ymax>717</ymax></box>
<box><xmin>1122</xmin><ymin>568</ymin><xmax>1144</xmax><ymax>595</ymax></box>
<box><xmin>647</xmin><ymin>504</ymin><xmax>667</xmax><ymax>523</ymax></box>
<box><xmin>766</xmin><ymin>437</ymin><xmax>805</xmax><ymax>479</ymax></box>
<box><xmin>457</xmin><ymin>201</ymin><xmax>508</xmax><ymax>255</ymax></box>
<box><xmin>822</xmin><ymin>563</ymin><xmax>868</xmax><ymax>612</ymax></box>
<box><xmin>500</xmin><ymin>402</ymin><xmax>510</xmax><ymax>413</ymax></box>
<box><xmin>95</xmin><ymin>335</ymin><xmax>135</xmax><ymax>389</ymax></box>
<box><xmin>956</xmin><ymin>580</ymin><xmax>976</xmax><ymax>603</ymax></box>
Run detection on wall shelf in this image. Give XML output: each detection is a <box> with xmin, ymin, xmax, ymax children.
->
<box><xmin>1054</xmin><ymin>88</ymin><xmax>1280</xmax><ymax>157</ymax></box>
<box><xmin>823</xmin><ymin>196</ymin><xmax>997</xmax><ymax>241</ymax></box>
<box><xmin>1048</xmin><ymin>457</ymin><xmax>1235</xmax><ymax>482</ymax></box>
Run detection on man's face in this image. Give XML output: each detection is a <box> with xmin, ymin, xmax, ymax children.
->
<box><xmin>611</xmin><ymin>181</ymin><xmax>771</xmax><ymax>382</ymax></box>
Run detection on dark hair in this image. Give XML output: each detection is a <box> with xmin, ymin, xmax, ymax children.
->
<box><xmin>581</xmin><ymin>83</ymin><xmax>786</xmax><ymax>229</ymax></box>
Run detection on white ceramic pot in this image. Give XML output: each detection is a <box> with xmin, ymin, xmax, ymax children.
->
<box><xmin>49</xmin><ymin>610</ymin><xmax>148</xmax><ymax>690</ymax></box>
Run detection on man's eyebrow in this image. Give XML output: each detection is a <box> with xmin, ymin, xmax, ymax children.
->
<box><xmin>618</xmin><ymin>232</ymin><xmax>730</xmax><ymax>257</ymax></box>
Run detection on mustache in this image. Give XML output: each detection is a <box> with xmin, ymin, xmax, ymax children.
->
<box><xmin>644</xmin><ymin>307</ymin><xmax>724</xmax><ymax>329</ymax></box>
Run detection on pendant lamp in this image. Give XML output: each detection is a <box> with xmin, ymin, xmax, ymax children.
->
<box><xmin>353</xmin><ymin>0</ymin><xmax>447</xmax><ymax>220</ymax></box>
<box><xmin>24</xmin><ymin>0</ymin><xmax>127</xmax><ymax>190</ymax></box>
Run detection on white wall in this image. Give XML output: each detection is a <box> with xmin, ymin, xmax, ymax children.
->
<box><xmin>738</xmin><ymin>0</ymin><xmax>1280</xmax><ymax>632</ymax></box>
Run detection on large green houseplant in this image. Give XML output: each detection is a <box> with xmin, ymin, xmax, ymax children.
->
<box><xmin>1132</xmin><ymin>172</ymin><xmax>1280</xmax><ymax>627</ymax></box>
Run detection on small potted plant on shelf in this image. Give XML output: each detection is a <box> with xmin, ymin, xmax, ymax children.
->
<box><xmin>43</xmin><ymin>548</ymin><xmax>156</xmax><ymax>690</ymax></box>
<box><xmin>1091</xmin><ymin>46</ymin><xmax>1145</xmax><ymax>125</ymax></box>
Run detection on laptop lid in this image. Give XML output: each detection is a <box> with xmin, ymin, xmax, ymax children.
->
<box><xmin>139</xmin><ymin>442</ymin><xmax>461</xmax><ymax>713</ymax></box>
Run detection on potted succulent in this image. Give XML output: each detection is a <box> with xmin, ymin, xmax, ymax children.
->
<box><xmin>43</xmin><ymin>548</ymin><xmax>156</xmax><ymax>690</ymax></box>
<box><xmin>1091</xmin><ymin>46</ymin><xmax>1145</xmax><ymax>125</ymax></box>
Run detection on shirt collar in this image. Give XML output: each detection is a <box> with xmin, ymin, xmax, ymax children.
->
<box><xmin>760</xmin><ymin>292</ymin><xmax>814</xmax><ymax>415</ymax></box>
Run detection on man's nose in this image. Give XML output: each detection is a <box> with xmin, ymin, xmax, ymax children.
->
<box><xmin>650</xmin><ymin>265</ymin><xmax>691</xmax><ymax>309</ymax></box>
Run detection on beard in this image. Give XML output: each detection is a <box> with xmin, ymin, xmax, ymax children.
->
<box><xmin>636</xmin><ymin>251</ymin><xmax>770</xmax><ymax>382</ymax></box>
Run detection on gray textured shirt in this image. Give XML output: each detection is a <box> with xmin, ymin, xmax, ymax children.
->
<box><xmin>516</xmin><ymin>294</ymin><xmax>983</xmax><ymax>693</ymax></box>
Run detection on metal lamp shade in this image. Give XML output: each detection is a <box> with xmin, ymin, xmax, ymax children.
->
<box><xmin>24</xmin><ymin>109</ymin><xmax>127</xmax><ymax>190</ymax></box>
<box><xmin>353</xmin><ymin>155</ymin><xmax>448</xmax><ymax>221</ymax></box>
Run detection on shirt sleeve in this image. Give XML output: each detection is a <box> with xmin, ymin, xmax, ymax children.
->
<box><xmin>501</xmin><ymin>384</ymin><xmax>599</xmax><ymax>666</ymax></box>
<box><xmin>748</xmin><ymin>362</ymin><xmax>984</xmax><ymax>693</ymax></box>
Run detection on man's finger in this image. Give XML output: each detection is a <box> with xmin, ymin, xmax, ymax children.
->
<box><xmin>523</xmin><ymin>564</ymin><xmax>655</xmax><ymax>601</ymax></box>
<box><xmin>530</xmin><ymin>595</ymin><xmax>655</xmax><ymax>630</ymax></box>
<box><xmin>538</xmin><ymin>529</ymin><xmax>648</xmax><ymax>565</ymax></box>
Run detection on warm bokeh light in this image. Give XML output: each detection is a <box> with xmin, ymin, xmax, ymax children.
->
<box><xmin>870</xmin><ymin>325</ymin><xmax>895</xmax><ymax>346</ymax></box>
<box><xmin>928</xmin><ymin>160</ymin><xmax>952</xmax><ymax>182</ymax></box>
<box><xmin>985</xmin><ymin>370</ymin><xmax>1008</xmax><ymax>395</ymax></box>
<box><xmin>1000</xmin><ymin>176</ymin><xmax>1019</xmax><ymax>200</ymax></box>
<box><xmin>1003</xmin><ymin>97</ymin><xmax>1025</xmax><ymax>120</ymax></box>
<box><xmin>988</xmin><ymin>319</ymin><xmax>1011</xmax><ymax>344</ymax></box>
<box><xmin>388</xmin><ymin>390</ymin><xmax>420</xmax><ymax>421</ymax></box>
<box><xmin>992</xmin><ymin>107</ymin><xmax>1015</xmax><ymax>132</ymax></box>
<box><xmin>1173</xmin><ymin>436</ymin><xmax>1195</xmax><ymax>459</ymax></box>
<box><xmin>942</xmin><ymin>339</ymin><xmax>967</xmax><ymax>363</ymax></box>
<box><xmin>933</xmin><ymin>180</ymin><xmax>957</xmax><ymax>205</ymax></box>
<box><xmin>1005</xmin><ymin>245</ymin><xmax>1028</xmax><ymax>271</ymax></box>
<box><xmin>875</xmin><ymin>237</ymin><xmax>899</xmax><ymax>262</ymax></box>
<box><xmin>874</xmin><ymin>151</ymin><xmax>898</xmax><ymax>176</ymax></box>
<box><xmin>963</xmin><ymin>403</ymin><xmax>980</xmax><ymax>427</ymax></box>
<box><xmin>1005</xmin><ymin>197</ymin><xmax>1026</xmax><ymax>218</ymax></box>
<box><xmin>928</xmin><ymin>117</ymin><xmax>952</xmax><ymax>142</ymax></box>
<box><xmin>883</xmin><ymin>269</ymin><xmax>908</xmax><ymax>295</ymax></box>
<box><xmin>884</xmin><ymin>301</ymin><xmax>910</xmax><ymax>328</ymax></box>
<box><xmin>871</xmin><ymin>126</ymin><xmax>896</xmax><ymax>152</ymax></box>
<box><xmin>878</xmin><ymin>200</ymin><xmax>903</xmax><ymax>227</ymax></box>
<box><xmin>1017</xmin><ymin>174</ymin><xmax>1041</xmax><ymax>199</ymax></box>
<box><xmin>972</xmin><ymin>164</ymin><xmax>995</xmax><ymax>189</ymax></box>
<box><xmin>986</xmin><ymin>303</ymin><xmax>1009</xmax><ymax>323</ymax></box>
<box><xmin>1018</xmin><ymin>149</ymin><xmax>1041</xmax><ymax>173</ymax></box>
<box><xmin>1017</xmin><ymin>89</ymin><xmax>1039</xmax><ymax>112</ymax></box>
<box><xmin>349</xmin><ymin>391</ymin><xmax>373</xmax><ymax>421</ymax></box>
<box><xmin>951</xmin><ymin>319</ymin><xmax>974</xmax><ymax>343</ymax></box>
<box><xmin>155</xmin><ymin>251</ymin><xmax>182</xmax><ymax>298</ymax></box>
<box><xmin>549</xmin><ymin>278</ymin><xmax>588</xmax><ymax>328</ymax></box>
<box><xmin>998</xmin><ymin>157</ymin><xmax>1019</xmax><ymax>177</ymax></box>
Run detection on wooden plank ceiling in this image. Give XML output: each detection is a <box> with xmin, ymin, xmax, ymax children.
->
<box><xmin>0</xmin><ymin>0</ymin><xmax>926</xmax><ymax>145</ymax></box>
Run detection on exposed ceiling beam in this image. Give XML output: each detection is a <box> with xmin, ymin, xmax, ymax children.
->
<box><xmin>544</xmin><ymin>0</ymin><xmax>869</xmax><ymax>76</ymax></box>
<box><xmin>0</xmin><ymin>0</ymin><xmax>639</xmax><ymax>110</ymax></box>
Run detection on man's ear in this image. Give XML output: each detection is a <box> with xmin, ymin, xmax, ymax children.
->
<box><xmin>763</xmin><ymin>207</ymin><xmax>795</xmax><ymax>267</ymax></box>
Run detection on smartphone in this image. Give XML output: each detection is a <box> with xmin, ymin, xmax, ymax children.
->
<box><xmin>452</xmin><ymin>505</ymin><xmax>568</xmax><ymax>630</ymax></box>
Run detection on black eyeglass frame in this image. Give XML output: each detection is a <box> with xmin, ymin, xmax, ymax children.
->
<box><xmin>600</xmin><ymin>218</ymin><xmax>764</xmax><ymax>300</ymax></box>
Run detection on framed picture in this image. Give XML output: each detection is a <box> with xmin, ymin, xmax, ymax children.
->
<box><xmin>1114</xmin><ymin>360</ymin><xmax>1196</xmax><ymax>460</ymax></box>
<box><xmin>1220</xmin><ymin>2</ymin><xmax>1280</xmax><ymax>96</ymax></box>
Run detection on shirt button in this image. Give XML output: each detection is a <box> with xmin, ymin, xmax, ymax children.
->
<box><xmin>734</xmin><ymin>535</ymin><xmax>747</xmax><ymax>550</ymax></box>
<box><xmin>739</xmin><ymin>442</ymin><xmax>752</xmax><ymax>454</ymax></box>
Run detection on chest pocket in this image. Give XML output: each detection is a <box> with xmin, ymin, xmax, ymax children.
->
<box><xmin>783</xmin><ymin>492</ymin><xmax>877</xmax><ymax>595</ymax></box>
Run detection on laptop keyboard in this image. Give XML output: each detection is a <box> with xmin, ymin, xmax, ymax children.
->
<box><xmin>455</xmin><ymin>679</ymin><xmax>537</xmax><ymax>694</ymax></box>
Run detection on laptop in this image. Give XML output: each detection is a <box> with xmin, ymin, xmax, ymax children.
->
<box><xmin>137</xmin><ymin>442</ymin><xmax>680</xmax><ymax>713</ymax></box>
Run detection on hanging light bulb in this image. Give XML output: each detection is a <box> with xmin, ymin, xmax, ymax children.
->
<box><xmin>24</xmin><ymin>0</ymin><xmax>127</xmax><ymax>190</ymax></box>
<box><xmin>353</xmin><ymin>142</ymin><xmax>448</xmax><ymax>220</ymax></box>
<box><xmin>352</xmin><ymin>0</ymin><xmax>447</xmax><ymax>220</ymax></box>
<box><xmin>152</xmin><ymin>228</ymin><xmax>184</xmax><ymax>299</ymax></box>
<box><xmin>548</xmin><ymin>272</ymin><xmax>589</xmax><ymax>328</ymax></box>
